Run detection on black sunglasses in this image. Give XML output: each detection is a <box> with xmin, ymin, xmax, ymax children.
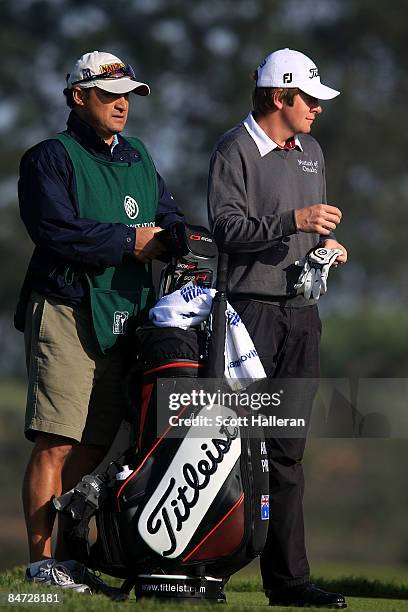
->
<box><xmin>69</xmin><ymin>63</ymin><xmax>136</xmax><ymax>85</ymax></box>
<box><xmin>298</xmin><ymin>90</ymin><xmax>320</xmax><ymax>106</ymax></box>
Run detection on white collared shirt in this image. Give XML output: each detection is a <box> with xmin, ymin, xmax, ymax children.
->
<box><xmin>110</xmin><ymin>134</ymin><xmax>119</xmax><ymax>152</ymax></box>
<box><xmin>243</xmin><ymin>112</ymin><xmax>303</xmax><ymax>157</ymax></box>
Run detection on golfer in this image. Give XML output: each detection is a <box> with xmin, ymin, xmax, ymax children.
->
<box><xmin>208</xmin><ymin>48</ymin><xmax>347</xmax><ymax>608</ymax></box>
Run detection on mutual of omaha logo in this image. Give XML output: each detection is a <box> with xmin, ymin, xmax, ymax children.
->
<box><xmin>124</xmin><ymin>195</ymin><xmax>139</xmax><ymax>219</ymax></box>
<box><xmin>297</xmin><ymin>159</ymin><xmax>319</xmax><ymax>174</ymax></box>
<box><xmin>138</xmin><ymin>405</ymin><xmax>241</xmax><ymax>558</ymax></box>
<box><xmin>113</xmin><ymin>311</ymin><xmax>129</xmax><ymax>335</ymax></box>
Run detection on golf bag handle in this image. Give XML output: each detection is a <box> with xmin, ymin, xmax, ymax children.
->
<box><xmin>216</xmin><ymin>252</ymin><xmax>229</xmax><ymax>294</ymax></box>
<box><xmin>204</xmin><ymin>251</ymin><xmax>229</xmax><ymax>378</ymax></box>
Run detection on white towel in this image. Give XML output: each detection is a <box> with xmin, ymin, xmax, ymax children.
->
<box><xmin>149</xmin><ymin>286</ymin><xmax>215</xmax><ymax>329</ymax></box>
<box><xmin>149</xmin><ymin>287</ymin><xmax>266</xmax><ymax>384</ymax></box>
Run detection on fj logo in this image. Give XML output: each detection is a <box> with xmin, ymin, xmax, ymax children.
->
<box><xmin>283</xmin><ymin>72</ymin><xmax>293</xmax><ymax>84</ymax></box>
<box><xmin>124</xmin><ymin>195</ymin><xmax>139</xmax><ymax>219</ymax></box>
<box><xmin>113</xmin><ymin>311</ymin><xmax>129</xmax><ymax>335</ymax></box>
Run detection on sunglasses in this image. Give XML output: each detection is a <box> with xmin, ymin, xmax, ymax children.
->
<box><xmin>298</xmin><ymin>90</ymin><xmax>320</xmax><ymax>107</ymax></box>
<box><xmin>70</xmin><ymin>63</ymin><xmax>136</xmax><ymax>85</ymax></box>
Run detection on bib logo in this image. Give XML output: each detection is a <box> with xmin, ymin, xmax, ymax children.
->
<box><xmin>124</xmin><ymin>195</ymin><xmax>139</xmax><ymax>219</ymax></box>
<box><xmin>113</xmin><ymin>311</ymin><xmax>129</xmax><ymax>335</ymax></box>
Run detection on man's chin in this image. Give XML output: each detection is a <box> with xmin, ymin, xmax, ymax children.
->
<box><xmin>299</xmin><ymin>125</ymin><xmax>312</xmax><ymax>135</ymax></box>
<box><xmin>110</xmin><ymin>121</ymin><xmax>126</xmax><ymax>133</ymax></box>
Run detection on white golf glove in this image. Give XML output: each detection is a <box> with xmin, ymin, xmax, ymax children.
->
<box><xmin>294</xmin><ymin>246</ymin><xmax>343</xmax><ymax>300</ymax></box>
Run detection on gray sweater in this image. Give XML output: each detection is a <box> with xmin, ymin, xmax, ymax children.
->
<box><xmin>207</xmin><ymin>123</ymin><xmax>327</xmax><ymax>306</ymax></box>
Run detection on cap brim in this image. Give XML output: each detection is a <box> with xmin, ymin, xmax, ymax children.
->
<box><xmin>93</xmin><ymin>78</ymin><xmax>150</xmax><ymax>96</ymax></box>
<box><xmin>300</xmin><ymin>81</ymin><xmax>340</xmax><ymax>100</ymax></box>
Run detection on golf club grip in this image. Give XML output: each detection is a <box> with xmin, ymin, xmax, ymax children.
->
<box><xmin>216</xmin><ymin>252</ymin><xmax>229</xmax><ymax>293</ymax></box>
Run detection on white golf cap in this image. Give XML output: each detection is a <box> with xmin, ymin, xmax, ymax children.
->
<box><xmin>256</xmin><ymin>48</ymin><xmax>340</xmax><ymax>100</ymax></box>
<box><xmin>66</xmin><ymin>51</ymin><xmax>150</xmax><ymax>96</ymax></box>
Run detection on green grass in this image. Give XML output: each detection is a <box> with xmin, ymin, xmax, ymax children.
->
<box><xmin>2</xmin><ymin>566</ymin><xmax>408</xmax><ymax>611</ymax></box>
<box><xmin>228</xmin><ymin>574</ymin><xmax>408</xmax><ymax>599</ymax></box>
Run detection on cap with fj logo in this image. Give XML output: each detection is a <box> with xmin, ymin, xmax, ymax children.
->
<box><xmin>256</xmin><ymin>48</ymin><xmax>340</xmax><ymax>100</ymax></box>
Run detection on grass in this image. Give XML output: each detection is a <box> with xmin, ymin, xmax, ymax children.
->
<box><xmin>2</xmin><ymin>566</ymin><xmax>408</xmax><ymax>611</ymax></box>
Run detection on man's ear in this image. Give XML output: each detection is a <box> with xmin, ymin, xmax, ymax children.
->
<box><xmin>272</xmin><ymin>90</ymin><xmax>284</xmax><ymax>110</ymax></box>
<box><xmin>72</xmin><ymin>87</ymin><xmax>88</xmax><ymax>107</ymax></box>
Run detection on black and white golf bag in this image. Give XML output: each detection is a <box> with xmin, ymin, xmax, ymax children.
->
<box><xmin>54</xmin><ymin>223</ymin><xmax>269</xmax><ymax>602</ymax></box>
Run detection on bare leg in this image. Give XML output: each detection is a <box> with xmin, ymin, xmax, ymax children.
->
<box><xmin>54</xmin><ymin>443</ymin><xmax>108</xmax><ymax>561</ymax></box>
<box><xmin>22</xmin><ymin>433</ymin><xmax>73</xmax><ymax>562</ymax></box>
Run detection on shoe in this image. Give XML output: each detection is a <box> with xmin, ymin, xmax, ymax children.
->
<box><xmin>25</xmin><ymin>559</ymin><xmax>91</xmax><ymax>594</ymax></box>
<box><xmin>268</xmin><ymin>582</ymin><xmax>347</xmax><ymax>608</ymax></box>
<box><xmin>65</xmin><ymin>560</ymin><xmax>128</xmax><ymax>601</ymax></box>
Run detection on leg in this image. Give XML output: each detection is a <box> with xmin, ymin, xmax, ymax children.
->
<box><xmin>23</xmin><ymin>294</ymin><xmax>98</xmax><ymax>563</ymax></box>
<box><xmin>260</xmin><ymin>307</ymin><xmax>320</xmax><ymax>588</ymax></box>
<box><xmin>54</xmin><ymin>443</ymin><xmax>109</xmax><ymax>560</ymax></box>
<box><xmin>260</xmin><ymin>436</ymin><xmax>309</xmax><ymax>589</ymax></box>
<box><xmin>233</xmin><ymin>302</ymin><xmax>346</xmax><ymax>606</ymax></box>
<box><xmin>22</xmin><ymin>433</ymin><xmax>73</xmax><ymax>562</ymax></box>
<box><xmin>232</xmin><ymin>301</ymin><xmax>319</xmax><ymax>589</ymax></box>
<box><xmin>54</xmin><ymin>334</ymin><xmax>129</xmax><ymax>560</ymax></box>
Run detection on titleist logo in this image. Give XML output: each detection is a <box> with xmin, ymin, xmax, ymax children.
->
<box><xmin>138</xmin><ymin>406</ymin><xmax>241</xmax><ymax>558</ymax></box>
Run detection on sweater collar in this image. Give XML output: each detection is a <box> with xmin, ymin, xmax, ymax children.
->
<box><xmin>243</xmin><ymin>112</ymin><xmax>303</xmax><ymax>157</ymax></box>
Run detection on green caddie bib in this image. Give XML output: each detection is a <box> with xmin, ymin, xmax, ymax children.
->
<box><xmin>54</xmin><ymin>132</ymin><xmax>158</xmax><ymax>354</ymax></box>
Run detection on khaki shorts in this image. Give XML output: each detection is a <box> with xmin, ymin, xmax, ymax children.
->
<box><xmin>24</xmin><ymin>292</ymin><xmax>130</xmax><ymax>446</ymax></box>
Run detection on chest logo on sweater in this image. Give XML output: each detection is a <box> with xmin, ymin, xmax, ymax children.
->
<box><xmin>297</xmin><ymin>159</ymin><xmax>319</xmax><ymax>174</ymax></box>
<box><xmin>124</xmin><ymin>195</ymin><xmax>139</xmax><ymax>219</ymax></box>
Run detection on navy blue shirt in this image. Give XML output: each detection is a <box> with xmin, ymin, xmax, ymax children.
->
<box><xmin>18</xmin><ymin>111</ymin><xmax>184</xmax><ymax>304</ymax></box>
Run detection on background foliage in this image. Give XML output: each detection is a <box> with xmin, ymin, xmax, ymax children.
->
<box><xmin>1</xmin><ymin>0</ymin><xmax>408</xmax><ymax>573</ymax></box>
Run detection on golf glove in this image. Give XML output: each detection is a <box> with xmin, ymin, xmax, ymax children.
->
<box><xmin>294</xmin><ymin>246</ymin><xmax>343</xmax><ymax>300</ymax></box>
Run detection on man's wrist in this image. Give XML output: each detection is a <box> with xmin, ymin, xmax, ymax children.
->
<box><xmin>281</xmin><ymin>210</ymin><xmax>297</xmax><ymax>236</ymax></box>
<box><xmin>124</xmin><ymin>228</ymin><xmax>136</xmax><ymax>254</ymax></box>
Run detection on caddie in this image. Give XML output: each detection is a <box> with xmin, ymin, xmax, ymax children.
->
<box><xmin>16</xmin><ymin>50</ymin><xmax>184</xmax><ymax>594</ymax></box>
<box><xmin>208</xmin><ymin>49</ymin><xmax>347</xmax><ymax>608</ymax></box>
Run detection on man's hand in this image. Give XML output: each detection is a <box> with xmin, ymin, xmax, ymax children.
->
<box><xmin>294</xmin><ymin>246</ymin><xmax>343</xmax><ymax>299</ymax></box>
<box><xmin>294</xmin><ymin>204</ymin><xmax>342</xmax><ymax>235</ymax></box>
<box><xmin>321</xmin><ymin>239</ymin><xmax>348</xmax><ymax>264</ymax></box>
<box><xmin>133</xmin><ymin>227</ymin><xmax>165</xmax><ymax>263</ymax></box>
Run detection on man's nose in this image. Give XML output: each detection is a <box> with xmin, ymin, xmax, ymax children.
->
<box><xmin>115</xmin><ymin>96</ymin><xmax>128</xmax><ymax>110</ymax></box>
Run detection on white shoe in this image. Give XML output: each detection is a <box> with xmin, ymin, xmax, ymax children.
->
<box><xmin>25</xmin><ymin>559</ymin><xmax>91</xmax><ymax>594</ymax></box>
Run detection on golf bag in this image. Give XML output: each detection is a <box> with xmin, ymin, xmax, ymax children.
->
<box><xmin>54</xmin><ymin>223</ymin><xmax>269</xmax><ymax>601</ymax></box>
